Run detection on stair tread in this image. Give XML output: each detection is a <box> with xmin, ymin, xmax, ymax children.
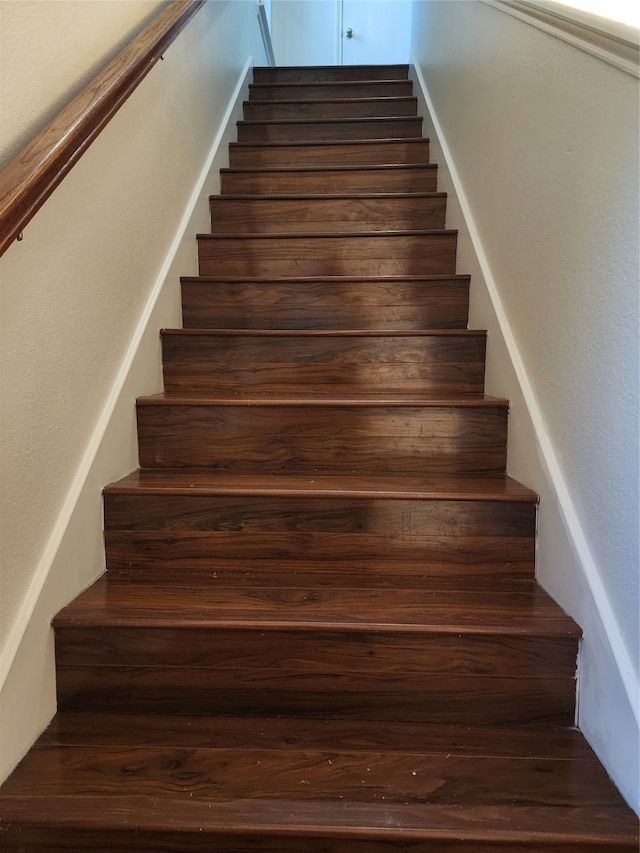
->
<box><xmin>198</xmin><ymin>228</ymin><xmax>455</xmax><ymax>240</ymax></box>
<box><xmin>101</xmin><ymin>568</ymin><xmax>538</xmax><ymax>589</ymax></box>
<box><xmin>211</xmin><ymin>192</ymin><xmax>446</xmax><ymax>200</ymax></box>
<box><xmin>238</xmin><ymin>116</ymin><xmax>421</xmax><ymax>124</ymax></box>
<box><xmin>104</xmin><ymin>469</ymin><xmax>537</xmax><ymax>501</ymax></box>
<box><xmin>180</xmin><ymin>273</ymin><xmax>471</xmax><ymax>284</ymax></box>
<box><xmin>0</xmin><ymin>747</ymin><xmax>621</xmax><ymax>807</ymax></box>
<box><xmin>221</xmin><ymin>165</ymin><xmax>435</xmax><ymax>173</ymax></box>
<box><xmin>161</xmin><ymin>327</ymin><xmax>482</xmax><ymax>337</ymax></box>
<box><xmin>54</xmin><ymin>575</ymin><xmax>578</xmax><ymax>635</ymax></box>
<box><xmin>229</xmin><ymin>137</ymin><xmax>430</xmax><ymax>149</ymax></box>
<box><xmin>1</xmin><ymin>718</ymin><xmax>635</xmax><ymax>840</ymax></box>
<box><xmin>138</xmin><ymin>392</ymin><xmax>506</xmax><ymax>407</ymax></box>
<box><xmin>33</xmin><ymin>713</ymin><xmax>598</xmax><ymax>758</ymax></box>
<box><xmin>243</xmin><ymin>96</ymin><xmax>418</xmax><ymax>105</ymax></box>
<box><xmin>1</xmin><ymin>797</ymin><xmax>636</xmax><ymax>844</ymax></box>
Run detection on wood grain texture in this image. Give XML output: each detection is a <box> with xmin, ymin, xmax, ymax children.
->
<box><xmin>53</xmin><ymin>577</ymin><xmax>579</xmax><ymax>679</ymax></box>
<box><xmin>6</xmin><ymin>746</ymin><xmax>614</xmax><ymax>807</ymax></box>
<box><xmin>208</xmin><ymin>194</ymin><xmax>447</xmax><ymax>233</ymax></box>
<box><xmin>55</xmin><ymin>625</ymin><xmax>578</xmax><ymax>678</ymax></box>
<box><xmin>103</xmin><ymin>468</ymin><xmax>539</xmax><ymax>501</ymax></box>
<box><xmin>55</xmin><ymin>577</ymin><xmax>578</xmax><ymax>634</ymax></box>
<box><xmin>1</xmin><ymin>806</ymin><xmax>636</xmax><ymax>852</ymax></box>
<box><xmin>197</xmin><ymin>231</ymin><xmax>457</xmax><ymax>277</ymax></box>
<box><xmin>105</xmin><ymin>566</ymin><xmax>538</xmax><ymax>588</ymax></box>
<box><xmin>248</xmin><ymin>81</ymin><xmax>415</xmax><ymax>100</ymax></box>
<box><xmin>0</xmin><ymin>0</ymin><xmax>205</xmax><ymax>256</ymax></box>
<box><xmin>35</xmin><ymin>713</ymin><xmax>598</xmax><ymax>758</ymax></box>
<box><xmin>236</xmin><ymin>117</ymin><xmax>423</xmax><ymax>142</ymax></box>
<box><xmin>228</xmin><ymin>139</ymin><xmax>430</xmax><ymax>167</ymax></box>
<box><xmin>180</xmin><ymin>276</ymin><xmax>469</xmax><ymax>329</ymax></box>
<box><xmin>135</xmin><ymin>398</ymin><xmax>509</xmax><ymax>474</ymax></box>
<box><xmin>161</xmin><ymin>329</ymin><xmax>485</xmax><ymax>394</ymax></box>
<box><xmin>103</xmin><ymin>473</ymin><xmax>536</xmax><ymax>573</ymax></box>
<box><xmin>253</xmin><ymin>65</ymin><xmax>410</xmax><ymax>83</ymax></box>
<box><xmin>219</xmin><ymin>165</ymin><xmax>437</xmax><ymax>194</ymax></box>
<box><xmin>55</xmin><ymin>665</ymin><xmax>576</xmax><ymax>723</ymax></box>
<box><xmin>242</xmin><ymin>97</ymin><xmax>418</xmax><ymax>120</ymax></box>
<box><xmin>2</xmin><ymin>806</ymin><xmax>636</xmax><ymax>852</ymax></box>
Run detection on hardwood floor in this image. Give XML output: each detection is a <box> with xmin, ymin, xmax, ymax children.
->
<box><xmin>0</xmin><ymin>62</ymin><xmax>637</xmax><ymax>850</ymax></box>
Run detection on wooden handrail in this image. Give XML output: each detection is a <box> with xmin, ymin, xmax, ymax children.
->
<box><xmin>0</xmin><ymin>0</ymin><xmax>206</xmax><ymax>257</ymax></box>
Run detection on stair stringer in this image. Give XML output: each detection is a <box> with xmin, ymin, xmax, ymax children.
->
<box><xmin>409</xmin><ymin>57</ymin><xmax>639</xmax><ymax>814</ymax></box>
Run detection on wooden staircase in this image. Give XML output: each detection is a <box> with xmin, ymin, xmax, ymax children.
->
<box><xmin>1</xmin><ymin>63</ymin><xmax>637</xmax><ymax>851</ymax></box>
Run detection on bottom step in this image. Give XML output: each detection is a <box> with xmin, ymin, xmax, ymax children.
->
<box><xmin>0</xmin><ymin>714</ymin><xmax>636</xmax><ymax>851</ymax></box>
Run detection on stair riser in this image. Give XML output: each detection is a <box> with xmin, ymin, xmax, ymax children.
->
<box><xmin>180</xmin><ymin>279</ymin><xmax>470</xmax><ymax>330</ymax></box>
<box><xmin>56</xmin><ymin>666</ymin><xmax>574</xmax><ymax>724</ymax></box>
<box><xmin>228</xmin><ymin>140</ymin><xmax>430</xmax><ymax>167</ymax></box>
<box><xmin>237</xmin><ymin>118</ymin><xmax>422</xmax><ymax>142</ymax></box>
<box><xmin>254</xmin><ymin>65</ymin><xmax>410</xmax><ymax>83</ymax></box>
<box><xmin>197</xmin><ymin>233</ymin><xmax>458</xmax><ymax>278</ymax></box>
<box><xmin>2</xmin><ymin>828</ymin><xmax>633</xmax><ymax>853</ymax></box>
<box><xmin>243</xmin><ymin>99</ymin><xmax>418</xmax><ymax>120</ymax></box>
<box><xmin>56</xmin><ymin>627</ymin><xmax>578</xmax><ymax>679</ymax></box>
<box><xmin>209</xmin><ymin>196</ymin><xmax>447</xmax><ymax>233</ymax></box>
<box><xmin>104</xmin><ymin>495</ymin><xmax>535</xmax><ymax>575</ymax></box>
<box><xmin>161</xmin><ymin>333</ymin><xmax>485</xmax><ymax>394</ymax></box>
<box><xmin>249</xmin><ymin>81</ymin><xmax>414</xmax><ymax>100</ymax></box>
<box><xmin>219</xmin><ymin>167</ymin><xmax>437</xmax><ymax>195</ymax></box>
<box><xmin>136</xmin><ymin>405</ymin><xmax>508</xmax><ymax>474</ymax></box>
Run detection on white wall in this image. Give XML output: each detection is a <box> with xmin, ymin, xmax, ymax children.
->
<box><xmin>0</xmin><ymin>0</ymin><xmax>266</xmax><ymax>783</ymax></box>
<box><xmin>411</xmin><ymin>0</ymin><xmax>638</xmax><ymax>811</ymax></box>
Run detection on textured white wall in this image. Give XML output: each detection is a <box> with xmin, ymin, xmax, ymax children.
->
<box><xmin>0</xmin><ymin>0</ymin><xmax>265</xmax><ymax>782</ymax></box>
<box><xmin>411</xmin><ymin>0</ymin><xmax>639</xmax><ymax>810</ymax></box>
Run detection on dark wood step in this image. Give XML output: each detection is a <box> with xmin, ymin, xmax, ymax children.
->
<box><xmin>8</xmin><ymin>730</ymin><xmax>608</xmax><ymax>806</ymax></box>
<box><xmin>55</xmin><ymin>667</ymin><xmax>575</xmax><ymax>723</ymax></box>
<box><xmin>209</xmin><ymin>194</ymin><xmax>447</xmax><ymax>233</ymax></box>
<box><xmin>248</xmin><ymin>80</ymin><xmax>414</xmax><ymax>100</ymax></box>
<box><xmin>253</xmin><ymin>65</ymin><xmax>410</xmax><ymax>83</ymax></box>
<box><xmin>53</xmin><ymin>578</ymin><xmax>579</xmax><ymax>639</ymax></box>
<box><xmin>180</xmin><ymin>275</ymin><xmax>470</xmax><ymax>330</ymax></box>
<box><xmin>3</xmin><ymin>802</ymin><xmax>636</xmax><ymax>852</ymax></box>
<box><xmin>219</xmin><ymin>165</ymin><xmax>437</xmax><ymax>195</ymax></box>
<box><xmin>228</xmin><ymin>139</ymin><xmax>430</xmax><ymax>167</ymax></box>
<box><xmin>53</xmin><ymin>577</ymin><xmax>579</xmax><ymax>672</ymax></box>
<box><xmin>3</xmin><ymin>715</ymin><xmax>635</xmax><ymax>851</ymax></box>
<box><xmin>103</xmin><ymin>470</ymin><xmax>537</xmax><ymax>576</ymax></box>
<box><xmin>161</xmin><ymin>329</ymin><xmax>484</xmax><ymax>395</ymax></box>
<box><xmin>136</xmin><ymin>395</ymin><xmax>508</xmax><ymax>475</ymax></box>
<box><xmin>197</xmin><ymin>231</ymin><xmax>457</xmax><ymax>278</ymax></box>
<box><xmin>237</xmin><ymin>117</ymin><xmax>422</xmax><ymax>142</ymax></box>
<box><xmin>106</xmin><ymin>567</ymin><xmax>534</xmax><ymax>590</ymax></box>
<box><xmin>242</xmin><ymin>97</ymin><xmax>418</xmax><ymax>120</ymax></box>
<box><xmin>51</xmin><ymin>576</ymin><xmax>578</xmax><ymax>719</ymax></box>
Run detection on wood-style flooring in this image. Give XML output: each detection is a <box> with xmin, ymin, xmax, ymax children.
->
<box><xmin>0</xmin><ymin>62</ymin><xmax>637</xmax><ymax>851</ymax></box>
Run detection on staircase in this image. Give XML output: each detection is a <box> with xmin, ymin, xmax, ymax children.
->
<box><xmin>1</xmin><ymin>64</ymin><xmax>637</xmax><ymax>851</ymax></box>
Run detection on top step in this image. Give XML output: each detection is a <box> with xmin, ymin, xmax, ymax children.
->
<box><xmin>253</xmin><ymin>65</ymin><xmax>410</xmax><ymax>84</ymax></box>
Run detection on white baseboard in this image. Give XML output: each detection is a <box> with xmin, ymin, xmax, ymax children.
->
<box><xmin>409</xmin><ymin>56</ymin><xmax>639</xmax><ymax>814</ymax></box>
<box><xmin>0</xmin><ymin>56</ymin><xmax>253</xmax><ymax>784</ymax></box>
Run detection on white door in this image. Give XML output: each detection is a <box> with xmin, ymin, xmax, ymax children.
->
<box><xmin>270</xmin><ymin>0</ymin><xmax>412</xmax><ymax>67</ymax></box>
<box><xmin>271</xmin><ymin>0</ymin><xmax>341</xmax><ymax>66</ymax></box>
<box><xmin>341</xmin><ymin>0</ymin><xmax>412</xmax><ymax>65</ymax></box>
